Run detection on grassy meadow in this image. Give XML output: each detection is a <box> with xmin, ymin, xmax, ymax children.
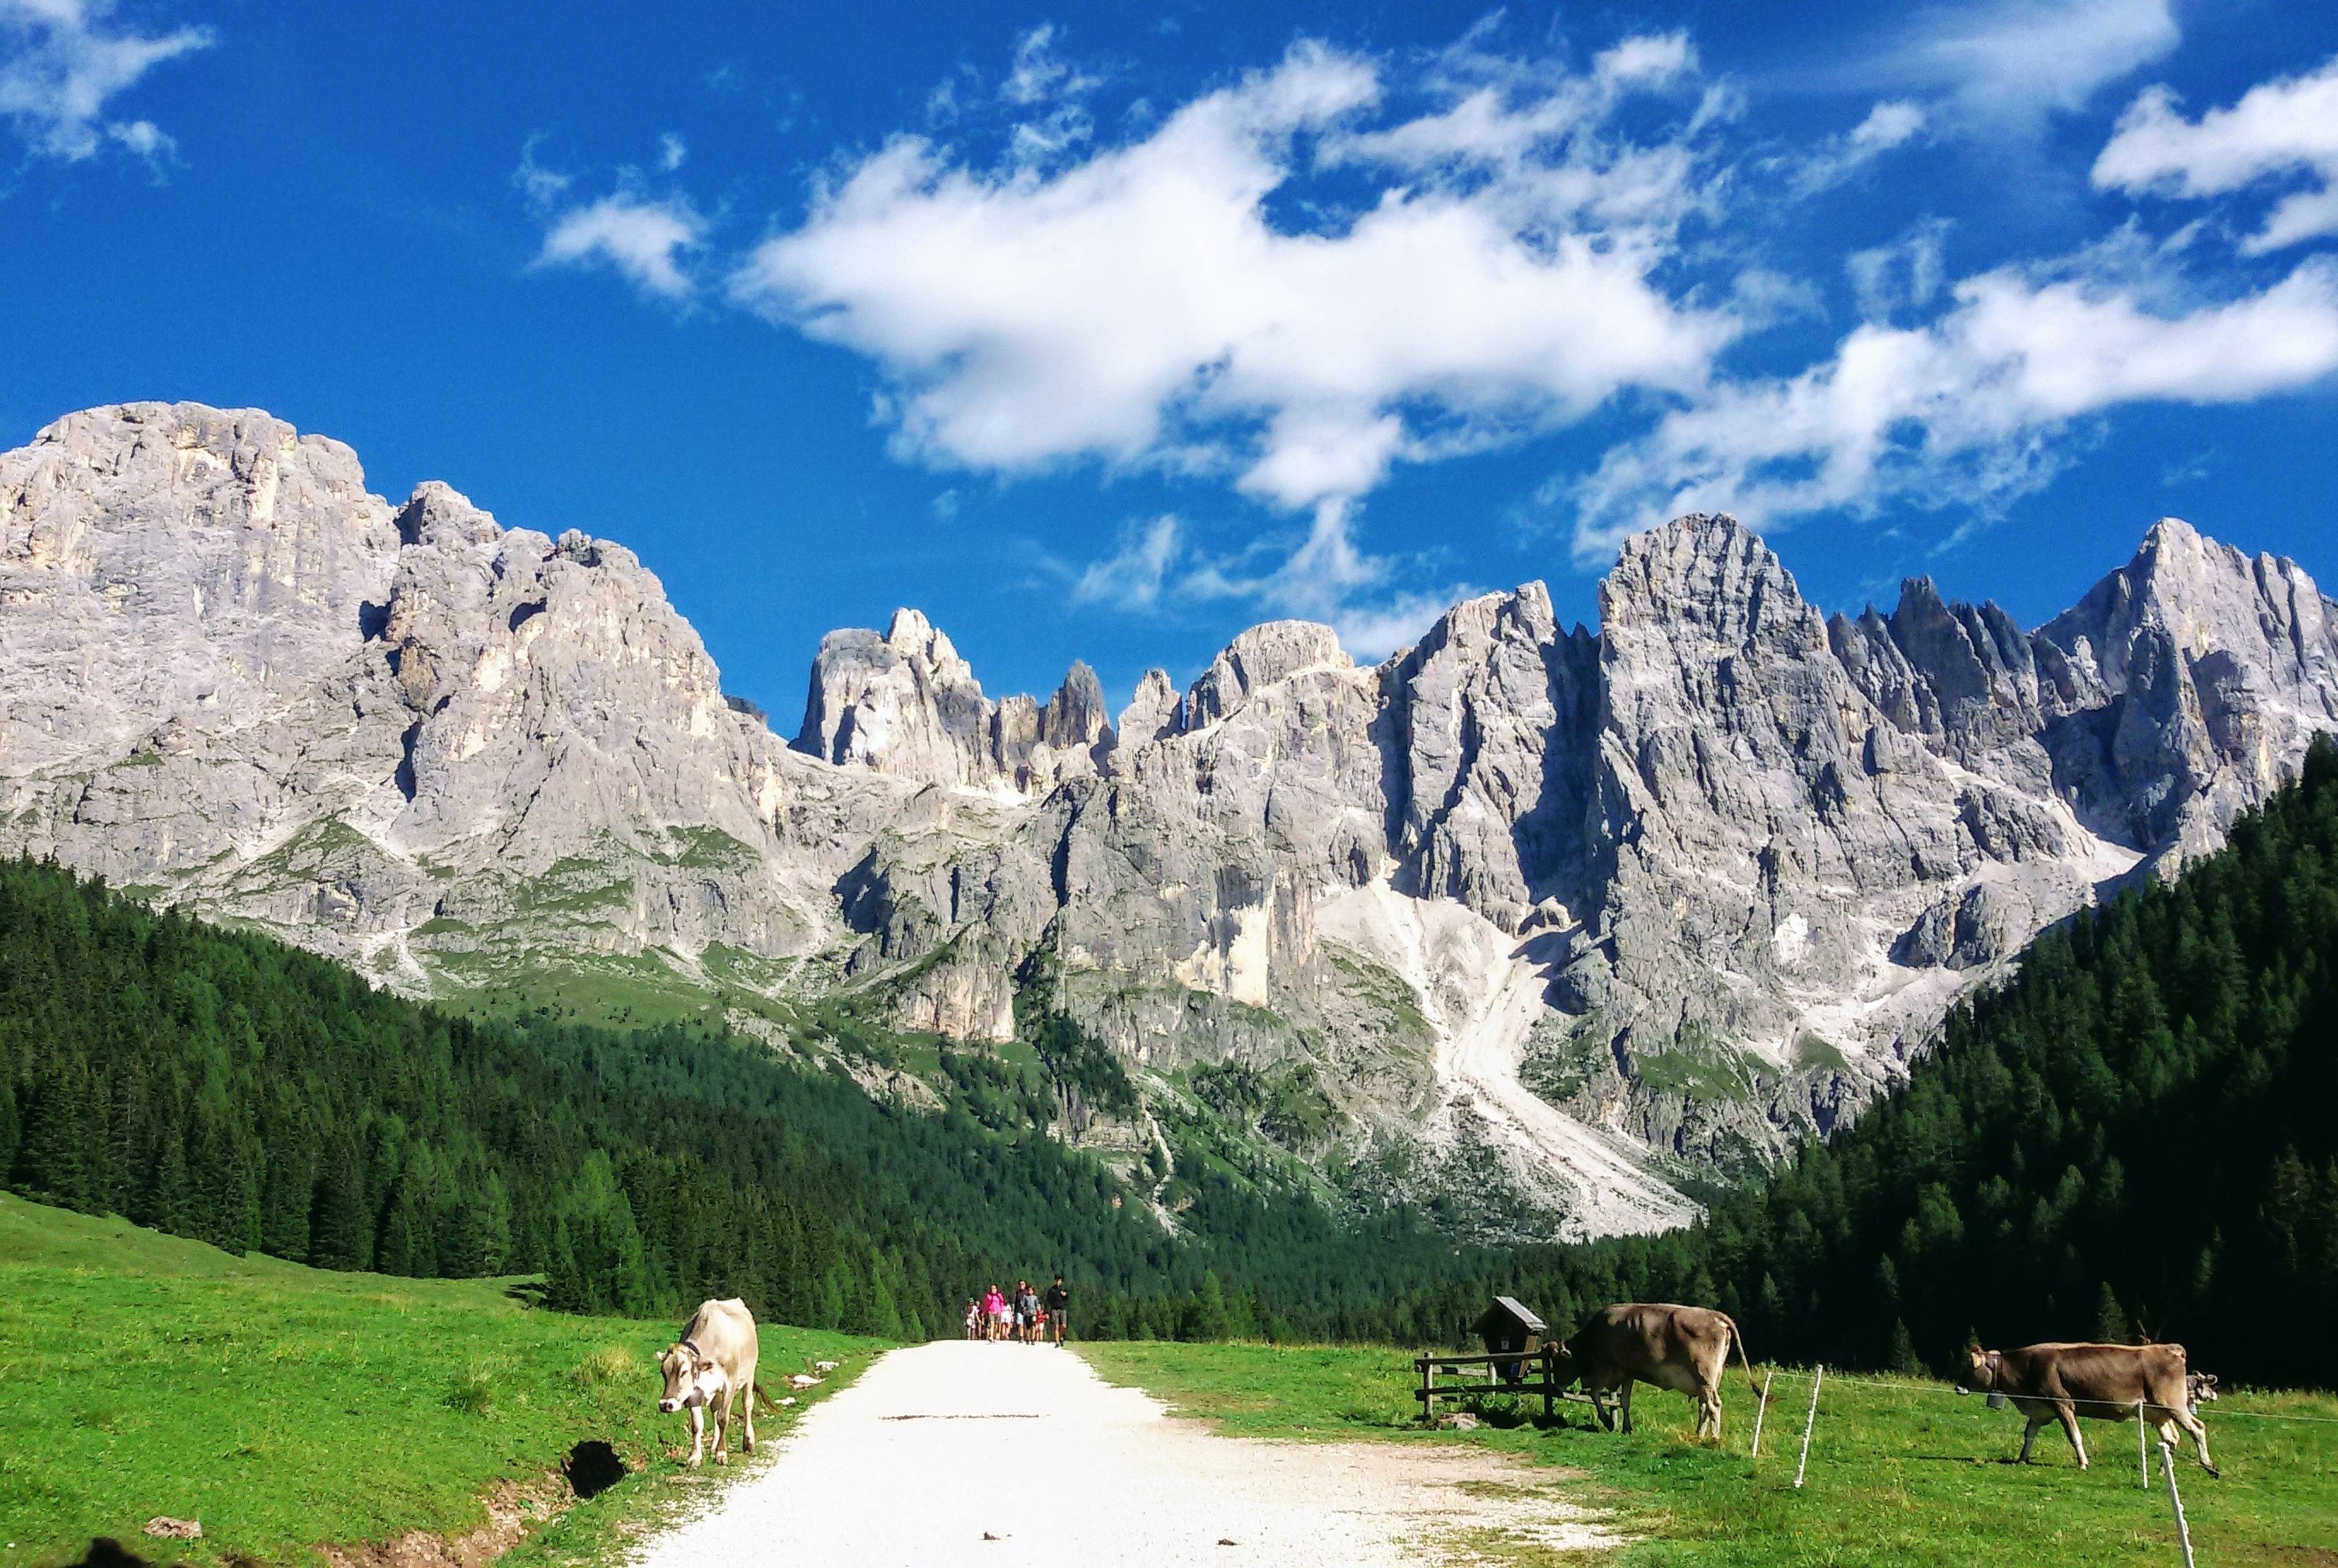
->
<box><xmin>0</xmin><ymin>1192</ymin><xmax>883</xmax><ymax>1568</ymax></box>
<box><xmin>1080</xmin><ymin>1340</ymin><xmax>2338</xmax><ymax>1567</ymax></box>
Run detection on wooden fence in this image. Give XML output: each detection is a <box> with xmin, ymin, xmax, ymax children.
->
<box><xmin>1414</xmin><ymin>1346</ymin><xmax>1593</xmax><ymax>1424</ymax></box>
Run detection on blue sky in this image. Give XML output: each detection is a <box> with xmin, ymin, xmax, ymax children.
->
<box><xmin>5</xmin><ymin>1</ymin><xmax>2337</xmax><ymax>724</ymax></box>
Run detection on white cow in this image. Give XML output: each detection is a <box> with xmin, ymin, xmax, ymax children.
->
<box><xmin>656</xmin><ymin>1298</ymin><xmax>765</xmax><ymax>1466</ymax></box>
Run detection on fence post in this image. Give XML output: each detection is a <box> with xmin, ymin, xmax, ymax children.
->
<box><xmin>1751</xmin><ymin>1370</ymin><xmax>1774</xmax><ymax>1461</ymax></box>
<box><xmin>2158</xmin><ymin>1438</ymin><xmax>2197</xmax><ymax>1568</ymax></box>
<box><xmin>1794</xmin><ymin>1366</ymin><xmax>1824</xmax><ymax>1489</ymax></box>
<box><xmin>2138</xmin><ymin>1399</ymin><xmax>2150</xmax><ymax>1490</ymax></box>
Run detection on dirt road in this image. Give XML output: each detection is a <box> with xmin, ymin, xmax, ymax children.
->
<box><xmin>629</xmin><ymin>1340</ymin><xmax>1607</xmax><ymax>1568</ymax></box>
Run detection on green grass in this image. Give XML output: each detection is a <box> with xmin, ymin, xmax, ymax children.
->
<box><xmin>1079</xmin><ymin>1341</ymin><xmax>2338</xmax><ymax>1566</ymax></box>
<box><xmin>0</xmin><ymin>1192</ymin><xmax>884</xmax><ymax>1568</ymax></box>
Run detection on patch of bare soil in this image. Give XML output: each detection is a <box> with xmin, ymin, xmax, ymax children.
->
<box><xmin>316</xmin><ymin>1478</ymin><xmax>564</xmax><ymax>1568</ymax></box>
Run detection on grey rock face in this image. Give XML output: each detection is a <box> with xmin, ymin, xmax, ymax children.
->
<box><xmin>0</xmin><ymin>402</ymin><xmax>893</xmax><ymax>992</ymax></box>
<box><xmin>796</xmin><ymin>612</ymin><xmax>1117</xmax><ymax>796</ymax></box>
<box><xmin>7</xmin><ymin>404</ymin><xmax>2336</xmax><ymax>1239</ymax></box>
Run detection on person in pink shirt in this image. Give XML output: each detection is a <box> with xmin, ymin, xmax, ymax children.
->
<box><xmin>982</xmin><ymin>1284</ymin><xmax>1009</xmax><ymax>1342</ymax></box>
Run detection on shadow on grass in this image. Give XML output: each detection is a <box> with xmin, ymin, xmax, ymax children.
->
<box><xmin>68</xmin><ymin>1542</ymin><xmax>155</xmax><ymax>1568</ymax></box>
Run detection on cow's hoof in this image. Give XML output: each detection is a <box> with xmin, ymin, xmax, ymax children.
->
<box><xmin>2203</xmin><ymin>1465</ymin><xmax>2221</xmax><ymax>1479</ymax></box>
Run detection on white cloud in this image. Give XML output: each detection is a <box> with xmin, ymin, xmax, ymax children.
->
<box><xmin>1788</xmin><ymin>99</ymin><xmax>1925</xmax><ymax>195</ymax></box>
<box><xmin>107</xmin><ymin>114</ymin><xmax>166</xmax><ymax>158</ymax></box>
<box><xmin>1567</xmin><ymin>254</ymin><xmax>2338</xmax><ymax>558</ymax></box>
<box><xmin>0</xmin><ymin>0</ymin><xmax>210</xmax><ymax>161</ymax></box>
<box><xmin>1062</xmin><ymin>501</ymin><xmax>1469</xmax><ymax>657</ymax></box>
<box><xmin>1003</xmin><ymin>23</ymin><xmax>1098</xmax><ymax>106</ymax></box>
<box><xmin>734</xmin><ymin>33</ymin><xmax>1735</xmax><ymax>644</ymax></box>
<box><xmin>1846</xmin><ymin>217</ymin><xmax>1951</xmax><ymax>320</ymax></box>
<box><xmin>516</xmin><ymin>135</ymin><xmax>709</xmax><ymax>301</ymax></box>
<box><xmin>537</xmin><ymin>195</ymin><xmax>705</xmax><ymax>299</ymax></box>
<box><xmin>735</xmin><ymin>39</ymin><xmax>1732</xmax><ymax>511</ymax></box>
<box><xmin>2094</xmin><ymin>57</ymin><xmax>2338</xmax><ymax>254</ymax></box>
<box><xmin>1592</xmin><ymin>32</ymin><xmax>1694</xmax><ymax>88</ymax></box>
<box><xmin>512</xmin><ymin>134</ymin><xmax>571</xmax><ymax>206</ymax></box>
<box><xmin>1331</xmin><ymin>589</ymin><xmax>1479</xmax><ymax>661</ymax></box>
<box><xmin>1861</xmin><ymin>0</ymin><xmax>2177</xmax><ymax>130</ymax></box>
<box><xmin>1072</xmin><ymin>515</ymin><xmax>1182</xmax><ymax>610</ymax></box>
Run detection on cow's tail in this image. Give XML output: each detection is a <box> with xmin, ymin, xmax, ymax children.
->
<box><xmin>1725</xmin><ymin>1315</ymin><xmax>1760</xmax><ymax>1404</ymax></box>
<box><xmin>751</xmin><ymin>1382</ymin><xmax>782</xmax><ymax>1415</ymax></box>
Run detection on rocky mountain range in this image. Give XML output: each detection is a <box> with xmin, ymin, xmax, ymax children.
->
<box><xmin>5</xmin><ymin>402</ymin><xmax>2334</xmax><ymax>1238</ymax></box>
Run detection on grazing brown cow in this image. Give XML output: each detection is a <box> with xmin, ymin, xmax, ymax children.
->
<box><xmin>1967</xmin><ymin>1342</ymin><xmax>2216</xmax><ymax>1475</ymax></box>
<box><xmin>657</xmin><ymin>1298</ymin><xmax>765</xmax><ymax>1467</ymax></box>
<box><xmin>1555</xmin><ymin>1303</ymin><xmax>1757</xmax><ymax>1440</ymax></box>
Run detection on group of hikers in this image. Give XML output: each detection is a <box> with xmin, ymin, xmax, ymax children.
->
<box><xmin>965</xmin><ymin>1275</ymin><xmax>1070</xmax><ymax>1345</ymax></box>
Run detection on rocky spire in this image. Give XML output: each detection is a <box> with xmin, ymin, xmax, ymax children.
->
<box><xmin>795</xmin><ymin>607</ymin><xmax>997</xmax><ymax>786</ymax></box>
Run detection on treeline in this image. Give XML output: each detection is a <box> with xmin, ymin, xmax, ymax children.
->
<box><xmin>1675</xmin><ymin>733</ymin><xmax>2338</xmax><ymax>1384</ymax></box>
<box><xmin>0</xmin><ymin>863</ymin><xmax>1199</xmax><ymax>1335</ymax></box>
<box><xmin>5</xmin><ymin>738</ymin><xmax>2334</xmax><ymax>1383</ymax></box>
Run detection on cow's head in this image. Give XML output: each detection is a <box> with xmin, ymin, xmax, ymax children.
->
<box><xmin>1546</xmin><ymin>1340</ymin><xmax>1580</xmax><ymax>1390</ymax></box>
<box><xmin>1966</xmin><ymin>1347</ymin><xmax>2002</xmax><ymax>1390</ymax></box>
<box><xmin>658</xmin><ymin>1343</ymin><xmax>723</xmax><ymax>1414</ymax></box>
<box><xmin>2188</xmin><ymin>1372</ymin><xmax>2219</xmax><ymax>1406</ymax></box>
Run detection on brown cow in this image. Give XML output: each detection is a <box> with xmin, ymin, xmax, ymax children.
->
<box><xmin>1555</xmin><ymin>1303</ymin><xmax>1758</xmax><ymax>1440</ymax></box>
<box><xmin>1967</xmin><ymin>1342</ymin><xmax>2216</xmax><ymax>1475</ymax></box>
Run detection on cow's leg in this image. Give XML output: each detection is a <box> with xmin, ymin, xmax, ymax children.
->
<box><xmin>685</xmin><ymin>1404</ymin><xmax>704</xmax><ymax>1468</ymax></box>
<box><xmin>1697</xmin><ymin>1388</ymin><xmax>1722</xmax><ymax>1442</ymax></box>
<box><xmin>1618</xmin><ymin>1379</ymin><xmax>1636</xmax><ymax>1436</ymax></box>
<box><xmin>2054</xmin><ymin>1402</ymin><xmax>2088</xmax><ymax>1469</ymax></box>
<box><xmin>2018</xmin><ymin>1415</ymin><xmax>2045</xmax><ymax>1463</ymax></box>
<box><xmin>1589</xmin><ymin>1387</ymin><xmax>1617</xmax><ymax>1432</ymax></box>
<box><xmin>742</xmin><ymin>1365</ymin><xmax>757</xmax><ymax>1454</ymax></box>
<box><xmin>712</xmin><ymin>1388</ymin><xmax>732</xmax><ymax>1466</ymax></box>
<box><xmin>2171</xmin><ymin>1409</ymin><xmax>2216</xmax><ymax>1475</ymax></box>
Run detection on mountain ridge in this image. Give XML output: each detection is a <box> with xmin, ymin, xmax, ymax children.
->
<box><xmin>5</xmin><ymin>400</ymin><xmax>2334</xmax><ymax>1238</ymax></box>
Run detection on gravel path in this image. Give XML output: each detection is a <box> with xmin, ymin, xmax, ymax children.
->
<box><xmin>628</xmin><ymin>1340</ymin><xmax>1610</xmax><ymax>1568</ymax></box>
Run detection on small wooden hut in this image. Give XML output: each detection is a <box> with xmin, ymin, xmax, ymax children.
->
<box><xmin>1475</xmin><ymin>1296</ymin><xmax>1545</xmax><ymax>1385</ymax></box>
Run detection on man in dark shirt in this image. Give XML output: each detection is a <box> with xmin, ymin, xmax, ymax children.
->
<box><xmin>1043</xmin><ymin>1274</ymin><xmax>1070</xmax><ymax>1346</ymax></box>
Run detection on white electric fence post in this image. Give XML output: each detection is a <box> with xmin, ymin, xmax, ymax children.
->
<box><xmin>1793</xmin><ymin>1366</ymin><xmax>1824</xmax><ymax>1489</ymax></box>
<box><xmin>2139</xmin><ymin>1399</ymin><xmax>2150</xmax><ymax>1489</ymax></box>
<box><xmin>1751</xmin><ymin>1370</ymin><xmax>1775</xmax><ymax>1461</ymax></box>
<box><xmin>2158</xmin><ymin>1438</ymin><xmax>2197</xmax><ymax>1568</ymax></box>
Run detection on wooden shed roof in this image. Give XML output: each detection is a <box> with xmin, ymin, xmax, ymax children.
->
<box><xmin>1483</xmin><ymin>1295</ymin><xmax>1545</xmax><ymax>1331</ymax></box>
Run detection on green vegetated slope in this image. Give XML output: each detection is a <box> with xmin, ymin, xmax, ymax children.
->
<box><xmin>1082</xmin><ymin>1341</ymin><xmax>2338</xmax><ymax>1568</ymax></box>
<box><xmin>0</xmin><ymin>842</ymin><xmax>1616</xmax><ymax>1345</ymax></box>
<box><xmin>0</xmin><ymin>1191</ymin><xmax>879</xmax><ymax>1567</ymax></box>
<box><xmin>0</xmin><ymin>856</ymin><xmax>1199</xmax><ymax>1338</ymax></box>
<box><xmin>4</xmin><ymin>740</ymin><xmax>2335</xmax><ymax>1371</ymax></box>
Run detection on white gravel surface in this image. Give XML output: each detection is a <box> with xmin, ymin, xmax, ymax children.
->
<box><xmin>628</xmin><ymin>1340</ymin><xmax>1610</xmax><ymax>1568</ymax></box>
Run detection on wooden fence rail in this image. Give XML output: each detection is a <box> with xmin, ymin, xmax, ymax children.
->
<box><xmin>1414</xmin><ymin>1346</ymin><xmax>1594</xmax><ymax>1424</ymax></box>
